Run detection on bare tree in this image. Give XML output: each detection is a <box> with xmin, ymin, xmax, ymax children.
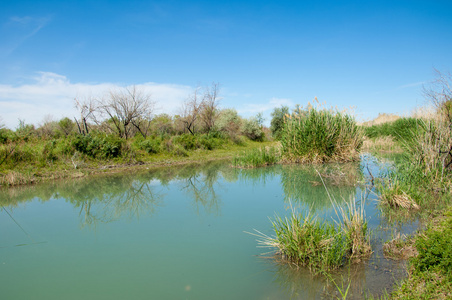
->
<box><xmin>74</xmin><ymin>96</ymin><xmax>97</xmax><ymax>135</ymax></box>
<box><xmin>98</xmin><ymin>86</ymin><xmax>155</xmax><ymax>139</ymax></box>
<box><xmin>180</xmin><ymin>87</ymin><xmax>203</xmax><ymax>135</ymax></box>
<box><xmin>200</xmin><ymin>82</ymin><xmax>221</xmax><ymax>134</ymax></box>
<box><xmin>423</xmin><ymin>69</ymin><xmax>452</xmax><ymax>123</ymax></box>
<box><xmin>422</xmin><ymin>70</ymin><xmax>452</xmax><ymax>170</ymax></box>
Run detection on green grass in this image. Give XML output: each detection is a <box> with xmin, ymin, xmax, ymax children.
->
<box><xmin>232</xmin><ymin>146</ymin><xmax>280</xmax><ymax>168</ymax></box>
<box><xmin>389</xmin><ymin>207</ymin><xmax>452</xmax><ymax>299</ymax></box>
<box><xmin>363</xmin><ymin>117</ymin><xmax>421</xmax><ymax>142</ymax></box>
<box><xmin>250</xmin><ymin>198</ymin><xmax>371</xmax><ymax>275</ymax></box>
<box><xmin>280</xmin><ymin>106</ymin><xmax>363</xmax><ymax>163</ymax></box>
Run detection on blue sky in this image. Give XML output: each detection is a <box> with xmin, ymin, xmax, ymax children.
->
<box><xmin>1</xmin><ymin>0</ymin><xmax>451</xmax><ymax>129</ymax></box>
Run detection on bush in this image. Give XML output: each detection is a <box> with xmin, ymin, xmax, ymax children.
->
<box><xmin>171</xmin><ymin>144</ymin><xmax>189</xmax><ymax>157</ymax></box>
<box><xmin>139</xmin><ymin>137</ymin><xmax>163</xmax><ymax>154</ymax></box>
<box><xmin>72</xmin><ymin>133</ymin><xmax>124</xmax><ymax>159</ymax></box>
<box><xmin>41</xmin><ymin>140</ymin><xmax>58</xmax><ymax>163</ymax></box>
<box><xmin>198</xmin><ymin>134</ymin><xmax>225</xmax><ymax>150</ymax></box>
<box><xmin>411</xmin><ymin>209</ymin><xmax>452</xmax><ymax>280</ymax></box>
<box><xmin>172</xmin><ymin>134</ymin><xmax>198</xmax><ymax>150</ymax></box>
<box><xmin>241</xmin><ymin>117</ymin><xmax>265</xmax><ymax>141</ymax></box>
<box><xmin>0</xmin><ymin>129</ymin><xmax>9</xmax><ymax>144</ymax></box>
<box><xmin>270</xmin><ymin>105</ymin><xmax>289</xmax><ymax>140</ymax></box>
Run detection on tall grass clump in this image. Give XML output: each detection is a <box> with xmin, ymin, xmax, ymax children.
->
<box><xmin>280</xmin><ymin>104</ymin><xmax>363</xmax><ymax>164</ymax></box>
<box><xmin>378</xmin><ymin>78</ymin><xmax>452</xmax><ymax>209</ymax></box>
<box><xmin>363</xmin><ymin>117</ymin><xmax>420</xmax><ymax>142</ymax></box>
<box><xmin>232</xmin><ymin>146</ymin><xmax>280</xmax><ymax>168</ymax></box>
<box><xmin>251</xmin><ymin>198</ymin><xmax>371</xmax><ymax>274</ymax></box>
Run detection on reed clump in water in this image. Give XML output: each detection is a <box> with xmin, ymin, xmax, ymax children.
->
<box><xmin>251</xmin><ymin>198</ymin><xmax>371</xmax><ymax>274</ymax></box>
<box><xmin>377</xmin><ymin>179</ymin><xmax>420</xmax><ymax>210</ymax></box>
<box><xmin>280</xmin><ymin>102</ymin><xmax>363</xmax><ymax>164</ymax></box>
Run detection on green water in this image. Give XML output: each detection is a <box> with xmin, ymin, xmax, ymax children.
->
<box><xmin>1</xmin><ymin>157</ymin><xmax>414</xmax><ymax>299</ymax></box>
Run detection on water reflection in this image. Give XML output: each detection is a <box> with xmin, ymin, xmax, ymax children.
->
<box><xmin>178</xmin><ymin>161</ymin><xmax>225</xmax><ymax>215</ymax></box>
<box><xmin>281</xmin><ymin>162</ymin><xmax>363</xmax><ymax>212</ymax></box>
<box><xmin>0</xmin><ymin>155</ymin><xmax>418</xmax><ymax>299</ymax></box>
<box><xmin>0</xmin><ymin>160</ymin><xmax>365</xmax><ymax>227</ymax></box>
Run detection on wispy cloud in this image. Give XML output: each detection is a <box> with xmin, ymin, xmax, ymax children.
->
<box><xmin>0</xmin><ymin>72</ymin><xmax>192</xmax><ymax>129</ymax></box>
<box><xmin>397</xmin><ymin>81</ymin><xmax>427</xmax><ymax>89</ymax></box>
<box><xmin>0</xmin><ymin>16</ymin><xmax>51</xmax><ymax>56</ymax></box>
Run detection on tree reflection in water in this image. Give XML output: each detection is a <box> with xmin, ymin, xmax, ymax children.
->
<box><xmin>0</xmin><ymin>160</ymin><xmax>364</xmax><ymax>227</ymax></box>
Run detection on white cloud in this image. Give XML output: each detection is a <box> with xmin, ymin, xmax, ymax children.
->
<box><xmin>237</xmin><ymin>97</ymin><xmax>294</xmax><ymax>115</ymax></box>
<box><xmin>236</xmin><ymin>97</ymin><xmax>294</xmax><ymax>126</ymax></box>
<box><xmin>0</xmin><ymin>72</ymin><xmax>192</xmax><ymax>129</ymax></box>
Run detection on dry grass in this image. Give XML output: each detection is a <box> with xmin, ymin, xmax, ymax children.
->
<box><xmin>383</xmin><ymin>234</ymin><xmax>418</xmax><ymax>260</ymax></box>
<box><xmin>361</xmin><ymin>136</ymin><xmax>402</xmax><ymax>152</ymax></box>
<box><xmin>360</xmin><ymin>113</ymin><xmax>400</xmax><ymax>127</ymax></box>
<box><xmin>391</xmin><ymin>193</ymin><xmax>420</xmax><ymax>209</ymax></box>
<box><xmin>0</xmin><ymin>171</ymin><xmax>35</xmax><ymax>186</ymax></box>
<box><xmin>333</xmin><ymin>197</ymin><xmax>372</xmax><ymax>261</ymax></box>
<box><xmin>377</xmin><ymin>180</ymin><xmax>420</xmax><ymax>210</ymax></box>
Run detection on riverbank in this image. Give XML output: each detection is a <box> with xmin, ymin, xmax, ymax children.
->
<box><xmin>0</xmin><ymin>140</ymin><xmax>275</xmax><ymax>187</ymax></box>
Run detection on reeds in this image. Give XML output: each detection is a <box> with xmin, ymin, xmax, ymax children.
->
<box><xmin>280</xmin><ymin>105</ymin><xmax>363</xmax><ymax>164</ymax></box>
<box><xmin>251</xmin><ymin>208</ymin><xmax>348</xmax><ymax>273</ymax></box>
<box><xmin>377</xmin><ymin>180</ymin><xmax>420</xmax><ymax>210</ymax></box>
<box><xmin>232</xmin><ymin>146</ymin><xmax>280</xmax><ymax>168</ymax></box>
<box><xmin>250</xmin><ymin>197</ymin><xmax>371</xmax><ymax>274</ymax></box>
<box><xmin>361</xmin><ymin>136</ymin><xmax>402</xmax><ymax>152</ymax></box>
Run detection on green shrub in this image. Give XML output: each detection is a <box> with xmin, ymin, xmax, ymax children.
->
<box><xmin>241</xmin><ymin>117</ymin><xmax>265</xmax><ymax>141</ymax></box>
<box><xmin>411</xmin><ymin>209</ymin><xmax>452</xmax><ymax>280</ymax></box>
<box><xmin>281</xmin><ymin>107</ymin><xmax>363</xmax><ymax>163</ymax></box>
<box><xmin>72</xmin><ymin>133</ymin><xmax>124</xmax><ymax>159</ymax></box>
<box><xmin>54</xmin><ymin>138</ymin><xmax>75</xmax><ymax>156</ymax></box>
<box><xmin>173</xmin><ymin>134</ymin><xmax>198</xmax><ymax>150</ymax></box>
<box><xmin>198</xmin><ymin>134</ymin><xmax>224</xmax><ymax>150</ymax></box>
<box><xmin>9</xmin><ymin>143</ymin><xmax>35</xmax><ymax>164</ymax></box>
<box><xmin>270</xmin><ymin>105</ymin><xmax>289</xmax><ymax>140</ymax></box>
<box><xmin>0</xmin><ymin>129</ymin><xmax>10</xmax><ymax>144</ymax></box>
<box><xmin>217</xmin><ymin>108</ymin><xmax>242</xmax><ymax>140</ymax></box>
<box><xmin>41</xmin><ymin>140</ymin><xmax>58</xmax><ymax>163</ymax></box>
<box><xmin>171</xmin><ymin>144</ymin><xmax>189</xmax><ymax>157</ymax></box>
<box><xmin>139</xmin><ymin>137</ymin><xmax>162</xmax><ymax>154</ymax></box>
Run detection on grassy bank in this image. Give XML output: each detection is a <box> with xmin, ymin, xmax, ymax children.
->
<box><xmin>390</xmin><ymin>207</ymin><xmax>452</xmax><ymax>299</ymax></box>
<box><xmin>232</xmin><ymin>145</ymin><xmax>280</xmax><ymax>168</ymax></box>
<box><xmin>0</xmin><ymin>131</ymin><xmax>274</xmax><ymax>187</ymax></box>
<box><xmin>370</xmin><ymin>76</ymin><xmax>452</xmax><ymax>298</ymax></box>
